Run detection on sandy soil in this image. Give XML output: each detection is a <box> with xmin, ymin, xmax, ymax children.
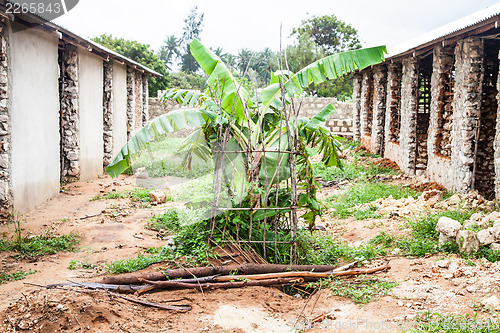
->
<box><xmin>0</xmin><ymin>174</ymin><xmax>498</xmax><ymax>332</ymax></box>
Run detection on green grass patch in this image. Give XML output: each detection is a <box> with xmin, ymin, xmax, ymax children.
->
<box><xmin>147</xmin><ymin>209</ymin><xmax>180</xmax><ymax>231</ymax></box>
<box><xmin>91</xmin><ymin>188</ymin><xmax>159</xmax><ymax>202</ymax></box>
<box><xmin>0</xmin><ymin>270</ymin><xmax>36</xmax><ymax>284</ymax></box>
<box><xmin>296</xmin><ymin>232</ymin><xmax>386</xmax><ymax>265</ymax></box>
<box><xmin>0</xmin><ymin>233</ymin><xmax>79</xmax><ymax>258</ymax></box>
<box><xmin>316</xmin><ymin>276</ymin><xmax>397</xmax><ymax>304</ymax></box>
<box><xmin>401</xmin><ymin>311</ymin><xmax>499</xmax><ymax>332</ymax></box>
<box><xmin>326</xmin><ymin>183</ymin><xmax>419</xmax><ymax>219</ymax></box>
<box><xmin>68</xmin><ymin>260</ymin><xmax>95</xmax><ymax>270</ymax></box>
<box><xmin>312</xmin><ymin>160</ymin><xmax>398</xmax><ymax>183</ymax></box>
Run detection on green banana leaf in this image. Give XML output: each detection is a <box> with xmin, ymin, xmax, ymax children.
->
<box><xmin>105</xmin><ymin>108</ymin><xmax>209</xmax><ymax>177</ymax></box>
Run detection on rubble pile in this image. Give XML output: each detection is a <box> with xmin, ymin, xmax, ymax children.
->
<box><xmin>436</xmin><ymin>211</ymin><xmax>500</xmax><ymax>254</ymax></box>
<box><xmin>362</xmin><ymin>190</ymin><xmax>495</xmax><ymax>217</ymax></box>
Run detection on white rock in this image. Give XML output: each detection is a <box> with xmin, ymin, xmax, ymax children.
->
<box><xmin>491</xmin><ymin>243</ymin><xmax>500</xmax><ymax>252</ymax></box>
<box><xmin>484</xmin><ymin>212</ymin><xmax>500</xmax><ymax>223</ymax></box>
<box><xmin>470</xmin><ymin>212</ymin><xmax>484</xmax><ymax>223</ymax></box>
<box><xmin>456</xmin><ymin>230</ymin><xmax>479</xmax><ymax>254</ymax></box>
<box><xmin>149</xmin><ymin>190</ymin><xmax>167</xmax><ymax>204</ymax></box>
<box><xmin>491</xmin><ymin>226</ymin><xmax>500</xmax><ymax>242</ymax></box>
<box><xmin>436</xmin><ymin>260</ymin><xmax>450</xmax><ymax>268</ymax></box>
<box><xmin>439</xmin><ymin>233</ymin><xmax>455</xmax><ymax>245</ymax></box>
<box><xmin>436</xmin><ymin>217</ymin><xmax>462</xmax><ymax>238</ymax></box>
<box><xmin>482</xmin><ymin>295</ymin><xmax>500</xmax><ymax>309</ymax></box>
<box><xmin>135</xmin><ymin>167</ymin><xmax>149</xmax><ymax>179</ymax></box>
<box><xmin>477</xmin><ymin>228</ymin><xmax>495</xmax><ymax>246</ymax></box>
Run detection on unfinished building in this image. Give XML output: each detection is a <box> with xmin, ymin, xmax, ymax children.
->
<box><xmin>353</xmin><ymin>4</ymin><xmax>500</xmax><ymax>200</ymax></box>
<box><xmin>0</xmin><ymin>6</ymin><xmax>159</xmax><ymax>215</ymax></box>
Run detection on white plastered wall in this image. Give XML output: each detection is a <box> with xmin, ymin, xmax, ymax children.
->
<box><xmin>78</xmin><ymin>50</ymin><xmax>103</xmax><ymax>180</ymax></box>
<box><xmin>9</xmin><ymin>23</ymin><xmax>60</xmax><ymax>213</ymax></box>
<box><xmin>112</xmin><ymin>62</ymin><xmax>128</xmax><ymax>157</ymax></box>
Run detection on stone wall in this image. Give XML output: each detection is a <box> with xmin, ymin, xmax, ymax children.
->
<box><xmin>450</xmin><ymin>37</ymin><xmax>483</xmax><ymax>193</ymax></box>
<box><xmin>59</xmin><ymin>44</ymin><xmax>80</xmax><ymax>178</ymax></box>
<box><xmin>399</xmin><ymin>57</ymin><xmax>419</xmax><ymax>175</ymax></box>
<box><xmin>427</xmin><ymin>46</ymin><xmax>455</xmax><ymax>188</ymax></box>
<box><xmin>352</xmin><ymin>73</ymin><xmax>362</xmax><ymax>141</ymax></box>
<box><xmin>385</xmin><ymin>63</ymin><xmax>402</xmax><ymax>145</ymax></box>
<box><xmin>0</xmin><ymin>21</ymin><xmax>11</xmax><ymax>214</ymax></box>
<box><xmin>126</xmin><ymin>67</ymin><xmax>135</xmax><ymax>140</ymax></box>
<box><xmin>102</xmin><ymin>61</ymin><xmax>113</xmax><ymax>166</ymax></box>
<box><xmin>360</xmin><ymin>71</ymin><xmax>374</xmax><ymax>137</ymax></box>
<box><xmin>148</xmin><ymin>97</ymin><xmax>354</xmax><ymax>137</ymax></box>
<box><xmin>371</xmin><ymin>65</ymin><xmax>387</xmax><ymax>155</ymax></box>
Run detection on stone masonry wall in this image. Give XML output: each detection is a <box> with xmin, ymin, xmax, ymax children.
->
<box><xmin>133</xmin><ymin>70</ymin><xmax>143</xmax><ymax>130</ymax></box>
<box><xmin>102</xmin><ymin>61</ymin><xmax>113</xmax><ymax>167</ymax></box>
<box><xmin>399</xmin><ymin>57</ymin><xmax>419</xmax><ymax>176</ymax></box>
<box><xmin>495</xmin><ymin>53</ymin><xmax>500</xmax><ymax>198</ymax></box>
<box><xmin>371</xmin><ymin>65</ymin><xmax>387</xmax><ymax>155</ymax></box>
<box><xmin>59</xmin><ymin>44</ymin><xmax>80</xmax><ymax>178</ymax></box>
<box><xmin>352</xmin><ymin>73</ymin><xmax>362</xmax><ymax>141</ymax></box>
<box><xmin>126</xmin><ymin>66</ymin><xmax>135</xmax><ymax>140</ymax></box>
<box><xmin>142</xmin><ymin>74</ymin><xmax>148</xmax><ymax>124</ymax></box>
<box><xmin>450</xmin><ymin>37</ymin><xmax>483</xmax><ymax>193</ymax></box>
<box><xmin>385</xmin><ymin>63</ymin><xmax>402</xmax><ymax>145</ymax></box>
<box><xmin>427</xmin><ymin>46</ymin><xmax>455</xmax><ymax>188</ymax></box>
<box><xmin>149</xmin><ymin>97</ymin><xmax>354</xmax><ymax>137</ymax></box>
<box><xmin>360</xmin><ymin>71</ymin><xmax>374</xmax><ymax>137</ymax></box>
<box><xmin>0</xmin><ymin>21</ymin><xmax>11</xmax><ymax>213</ymax></box>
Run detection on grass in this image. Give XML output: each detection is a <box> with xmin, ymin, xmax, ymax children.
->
<box><xmin>326</xmin><ymin>182</ymin><xmax>420</xmax><ymax>219</ymax></box>
<box><xmin>105</xmin><ymin>246</ymin><xmax>199</xmax><ymax>274</ymax></box>
<box><xmin>368</xmin><ymin>210</ymin><xmax>500</xmax><ymax>261</ymax></box>
<box><xmin>91</xmin><ymin>188</ymin><xmax>160</xmax><ymax>202</ymax></box>
<box><xmin>0</xmin><ymin>270</ymin><xmax>36</xmax><ymax>285</ymax></box>
<box><xmin>68</xmin><ymin>259</ymin><xmax>95</xmax><ymax>270</ymax></box>
<box><xmin>0</xmin><ymin>233</ymin><xmax>79</xmax><ymax>258</ymax></box>
<box><xmin>401</xmin><ymin>311</ymin><xmax>499</xmax><ymax>332</ymax></box>
<box><xmin>296</xmin><ymin>232</ymin><xmax>386</xmax><ymax>265</ymax></box>
<box><xmin>131</xmin><ymin>137</ymin><xmax>213</xmax><ymax>179</ymax></box>
<box><xmin>147</xmin><ymin>209</ymin><xmax>180</xmax><ymax>231</ymax></box>
<box><xmin>312</xmin><ymin>159</ymin><xmax>398</xmax><ymax>183</ymax></box>
<box><xmin>316</xmin><ymin>276</ymin><xmax>398</xmax><ymax>304</ymax></box>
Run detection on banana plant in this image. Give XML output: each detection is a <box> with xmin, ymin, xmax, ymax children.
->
<box><xmin>105</xmin><ymin>39</ymin><xmax>386</xmax><ymax>226</ymax></box>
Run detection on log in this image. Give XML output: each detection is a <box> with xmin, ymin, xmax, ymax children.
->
<box><xmin>136</xmin><ymin>277</ymin><xmax>303</xmax><ymax>295</ymax></box>
<box><xmin>98</xmin><ymin>263</ymin><xmax>337</xmax><ymax>285</ymax></box>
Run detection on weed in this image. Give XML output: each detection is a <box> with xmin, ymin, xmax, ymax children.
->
<box><xmin>0</xmin><ymin>232</ymin><xmax>79</xmax><ymax>258</ymax></box>
<box><xmin>91</xmin><ymin>188</ymin><xmax>157</xmax><ymax>202</ymax></box>
<box><xmin>326</xmin><ymin>183</ymin><xmax>419</xmax><ymax>219</ymax></box>
<box><xmin>355</xmin><ymin>205</ymin><xmax>381</xmax><ymax>221</ymax></box>
<box><xmin>68</xmin><ymin>260</ymin><xmax>95</xmax><ymax>270</ymax></box>
<box><xmin>147</xmin><ymin>209</ymin><xmax>180</xmax><ymax>231</ymax></box>
<box><xmin>315</xmin><ymin>276</ymin><xmax>398</xmax><ymax>304</ymax></box>
<box><xmin>0</xmin><ymin>270</ymin><xmax>36</xmax><ymax>285</ymax></box>
<box><xmin>401</xmin><ymin>311</ymin><xmax>500</xmax><ymax>332</ymax></box>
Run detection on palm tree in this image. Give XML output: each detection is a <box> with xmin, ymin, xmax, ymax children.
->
<box><xmin>236</xmin><ymin>48</ymin><xmax>253</xmax><ymax>77</ymax></box>
<box><xmin>158</xmin><ymin>35</ymin><xmax>181</xmax><ymax>70</ymax></box>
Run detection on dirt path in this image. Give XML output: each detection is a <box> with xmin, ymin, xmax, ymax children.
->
<box><xmin>0</xmin><ymin>174</ymin><xmax>499</xmax><ymax>332</ymax></box>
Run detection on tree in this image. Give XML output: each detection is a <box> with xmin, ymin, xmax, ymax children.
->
<box><xmin>158</xmin><ymin>35</ymin><xmax>181</xmax><ymax>70</ymax></box>
<box><xmin>236</xmin><ymin>48</ymin><xmax>253</xmax><ymax>77</ymax></box>
<box><xmin>106</xmin><ymin>39</ymin><xmax>386</xmax><ymax>227</ymax></box>
<box><xmin>180</xmin><ymin>6</ymin><xmax>204</xmax><ymax>73</ymax></box>
<box><xmin>92</xmin><ymin>34</ymin><xmax>168</xmax><ymax>96</ymax></box>
<box><xmin>292</xmin><ymin>14</ymin><xmax>361</xmax><ymax>54</ymax></box>
<box><xmin>291</xmin><ymin>15</ymin><xmax>362</xmax><ymax>99</ymax></box>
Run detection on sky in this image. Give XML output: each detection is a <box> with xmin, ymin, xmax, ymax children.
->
<box><xmin>53</xmin><ymin>0</ymin><xmax>500</xmax><ymax>55</ymax></box>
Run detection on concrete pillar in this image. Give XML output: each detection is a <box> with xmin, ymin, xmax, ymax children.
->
<box><xmin>450</xmin><ymin>37</ymin><xmax>483</xmax><ymax>193</ymax></box>
<box><xmin>59</xmin><ymin>44</ymin><xmax>80</xmax><ymax>178</ymax></box>
<box><xmin>352</xmin><ymin>73</ymin><xmax>362</xmax><ymax>141</ymax></box>
<box><xmin>371</xmin><ymin>65</ymin><xmax>387</xmax><ymax>155</ymax></box>
<box><xmin>399</xmin><ymin>57</ymin><xmax>419</xmax><ymax>176</ymax></box>
<box><xmin>103</xmin><ymin>61</ymin><xmax>113</xmax><ymax>167</ymax></box>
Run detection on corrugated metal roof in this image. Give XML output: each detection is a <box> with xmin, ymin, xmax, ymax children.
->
<box><xmin>388</xmin><ymin>2</ymin><xmax>500</xmax><ymax>58</ymax></box>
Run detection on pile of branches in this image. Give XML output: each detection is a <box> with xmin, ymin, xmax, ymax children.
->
<box><xmin>38</xmin><ymin>263</ymin><xmax>390</xmax><ymax>312</ymax></box>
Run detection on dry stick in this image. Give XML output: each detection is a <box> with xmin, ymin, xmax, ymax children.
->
<box><xmin>136</xmin><ymin>277</ymin><xmax>304</xmax><ymax>295</ymax></box>
<box><xmin>209</xmin><ymin>264</ymin><xmax>390</xmax><ymax>282</ymax></box>
<box><xmin>99</xmin><ymin>263</ymin><xmax>338</xmax><ymax>285</ymax></box>
<box><xmin>107</xmin><ymin>291</ymin><xmax>192</xmax><ymax>312</ymax></box>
